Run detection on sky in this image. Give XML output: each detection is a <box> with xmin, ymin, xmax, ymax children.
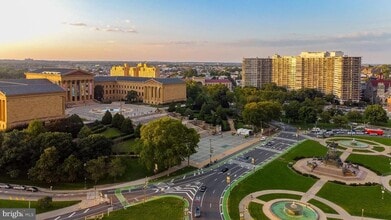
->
<box><xmin>0</xmin><ymin>0</ymin><xmax>391</xmax><ymax>63</ymax></box>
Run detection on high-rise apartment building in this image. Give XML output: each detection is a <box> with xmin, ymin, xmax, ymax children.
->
<box><xmin>242</xmin><ymin>58</ymin><xmax>272</xmax><ymax>88</ymax></box>
<box><xmin>242</xmin><ymin>51</ymin><xmax>361</xmax><ymax>103</ymax></box>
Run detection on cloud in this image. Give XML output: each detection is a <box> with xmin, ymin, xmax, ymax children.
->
<box><xmin>68</xmin><ymin>22</ymin><xmax>87</xmax><ymax>26</ymax></box>
<box><xmin>102</xmin><ymin>27</ymin><xmax>137</xmax><ymax>33</ymax></box>
<box><xmin>64</xmin><ymin>21</ymin><xmax>137</xmax><ymax>33</ymax></box>
<box><xmin>227</xmin><ymin>31</ymin><xmax>391</xmax><ymax>48</ymax></box>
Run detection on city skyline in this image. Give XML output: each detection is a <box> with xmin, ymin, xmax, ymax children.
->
<box><xmin>1</xmin><ymin>0</ymin><xmax>391</xmax><ymax>63</ymax></box>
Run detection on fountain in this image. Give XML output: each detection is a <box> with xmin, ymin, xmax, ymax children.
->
<box><xmin>336</xmin><ymin>138</ymin><xmax>368</xmax><ymax>148</ymax></box>
<box><xmin>285</xmin><ymin>201</ymin><xmax>303</xmax><ymax>216</ymax></box>
<box><xmin>270</xmin><ymin>200</ymin><xmax>318</xmax><ymax>219</ymax></box>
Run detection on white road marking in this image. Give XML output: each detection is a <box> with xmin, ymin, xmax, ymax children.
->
<box><xmin>210</xmin><ymin>203</ymin><xmax>212</xmax><ymax>208</ymax></box>
<box><xmin>83</xmin><ymin>208</ymin><xmax>90</xmax><ymax>214</ymax></box>
<box><xmin>68</xmin><ymin>212</ymin><xmax>76</xmax><ymax>218</ymax></box>
<box><xmin>183</xmin><ymin>175</ymin><xmax>186</xmax><ymax>179</ymax></box>
<box><xmin>212</xmin><ymin>190</ymin><xmax>215</xmax><ymax>194</ymax></box>
<box><xmin>214</xmin><ymin>178</ymin><xmax>218</xmax><ymax>181</ymax></box>
<box><xmin>54</xmin><ymin>216</ymin><xmax>61</xmax><ymax>220</ymax></box>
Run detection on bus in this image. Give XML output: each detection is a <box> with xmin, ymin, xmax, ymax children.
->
<box><xmin>364</xmin><ymin>128</ymin><xmax>384</xmax><ymax>136</ymax></box>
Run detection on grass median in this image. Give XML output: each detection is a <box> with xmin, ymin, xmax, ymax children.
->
<box><xmin>102</xmin><ymin>197</ymin><xmax>184</xmax><ymax>220</ymax></box>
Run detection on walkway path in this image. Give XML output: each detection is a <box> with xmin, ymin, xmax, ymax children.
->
<box><xmin>300</xmin><ymin>179</ymin><xmax>327</xmax><ymax>203</ymax></box>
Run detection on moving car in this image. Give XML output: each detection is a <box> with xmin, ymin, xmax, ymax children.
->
<box><xmin>221</xmin><ymin>167</ymin><xmax>229</xmax><ymax>173</ymax></box>
<box><xmin>26</xmin><ymin>186</ymin><xmax>38</xmax><ymax>192</ymax></box>
<box><xmin>194</xmin><ymin>207</ymin><xmax>201</xmax><ymax>218</ymax></box>
<box><xmin>200</xmin><ymin>185</ymin><xmax>207</xmax><ymax>192</ymax></box>
<box><xmin>0</xmin><ymin>184</ymin><xmax>12</xmax><ymax>189</ymax></box>
<box><xmin>13</xmin><ymin>185</ymin><xmax>26</xmax><ymax>190</ymax></box>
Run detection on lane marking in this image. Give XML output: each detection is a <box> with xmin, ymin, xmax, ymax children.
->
<box><xmin>68</xmin><ymin>212</ymin><xmax>75</xmax><ymax>218</ymax></box>
<box><xmin>83</xmin><ymin>208</ymin><xmax>90</xmax><ymax>214</ymax></box>
<box><xmin>210</xmin><ymin>203</ymin><xmax>212</xmax><ymax>208</ymax></box>
<box><xmin>54</xmin><ymin>216</ymin><xmax>61</xmax><ymax>220</ymax></box>
<box><xmin>212</xmin><ymin>190</ymin><xmax>215</xmax><ymax>194</ymax></box>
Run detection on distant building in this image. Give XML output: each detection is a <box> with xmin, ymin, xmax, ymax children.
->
<box><xmin>94</xmin><ymin>76</ymin><xmax>186</xmax><ymax>105</ymax></box>
<box><xmin>25</xmin><ymin>68</ymin><xmax>94</xmax><ymax>105</ymax></box>
<box><xmin>242</xmin><ymin>58</ymin><xmax>272</xmax><ymax>88</ymax></box>
<box><xmin>205</xmin><ymin>79</ymin><xmax>233</xmax><ymax>91</ymax></box>
<box><xmin>242</xmin><ymin>51</ymin><xmax>361</xmax><ymax>103</ymax></box>
<box><xmin>110</xmin><ymin>63</ymin><xmax>160</xmax><ymax>78</ymax></box>
<box><xmin>0</xmin><ymin>79</ymin><xmax>65</xmax><ymax>130</ymax></box>
<box><xmin>190</xmin><ymin>77</ymin><xmax>233</xmax><ymax>91</ymax></box>
<box><xmin>364</xmin><ymin>79</ymin><xmax>391</xmax><ymax>104</ymax></box>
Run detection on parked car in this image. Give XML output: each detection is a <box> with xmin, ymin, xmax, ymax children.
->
<box><xmin>0</xmin><ymin>184</ymin><xmax>12</xmax><ymax>189</ymax></box>
<box><xmin>13</xmin><ymin>185</ymin><xmax>26</xmax><ymax>190</ymax></box>
<box><xmin>26</xmin><ymin>186</ymin><xmax>38</xmax><ymax>192</ymax></box>
<box><xmin>194</xmin><ymin>207</ymin><xmax>201</xmax><ymax>218</ymax></box>
<box><xmin>200</xmin><ymin>185</ymin><xmax>207</xmax><ymax>192</ymax></box>
<box><xmin>260</xmin><ymin>136</ymin><xmax>266</xmax><ymax>141</ymax></box>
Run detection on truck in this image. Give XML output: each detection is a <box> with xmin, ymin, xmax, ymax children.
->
<box><xmin>364</xmin><ymin>128</ymin><xmax>384</xmax><ymax>136</ymax></box>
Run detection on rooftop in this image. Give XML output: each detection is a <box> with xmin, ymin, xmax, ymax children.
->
<box><xmin>0</xmin><ymin>79</ymin><xmax>65</xmax><ymax>96</ymax></box>
<box><xmin>94</xmin><ymin>76</ymin><xmax>184</xmax><ymax>84</ymax></box>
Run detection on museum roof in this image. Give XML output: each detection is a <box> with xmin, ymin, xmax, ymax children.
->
<box><xmin>27</xmin><ymin>68</ymin><xmax>93</xmax><ymax>75</ymax></box>
<box><xmin>94</xmin><ymin>76</ymin><xmax>184</xmax><ymax>84</ymax></box>
<box><xmin>0</xmin><ymin>79</ymin><xmax>65</xmax><ymax>96</ymax></box>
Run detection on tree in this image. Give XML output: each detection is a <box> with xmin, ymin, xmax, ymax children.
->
<box><xmin>112</xmin><ymin>113</ymin><xmax>125</xmax><ymax>129</ymax></box>
<box><xmin>332</xmin><ymin>115</ymin><xmax>348</xmax><ymax>128</ymax></box>
<box><xmin>134</xmin><ymin>123</ymin><xmax>142</xmax><ymax>138</ymax></box>
<box><xmin>65</xmin><ymin>114</ymin><xmax>84</xmax><ymax>138</ymax></box>
<box><xmin>94</xmin><ymin>85</ymin><xmax>104</xmax><ymax>101</ymax></box>
<box><xmin>77</xmin><ymin>134</ymin><xmax>113</xmax><ymax>162</ymax></box>
<box><xmin>126</xmin><ymin>90</ymin><xmax>138</xmax><ymax>103</ymax></box>
<box><xmin>167</xmin><ymin>103</ymin><xmax>176</xmax><ymax>112</ymax></box>
<box><xmin>283</xmin><ymin>101</ymin><xmax>301</xmax><ymax>123</ymax></box>
<box><xmin>121</xmin><ymin>118</ymin><xmax>134</xmax><ymax>134</ymax></box>
<box><xmin>108</xmin><ymin>157</ymin><xmax>126</xmax><ymax>181</ymax></box>
<box><xmin>242</xmin><ymin>101</ymin><xmax>281</xmax><ymax>129</ymax></box>
<box><xmin>346</xmin><ymin>110</ymin><xmax>363</xmax><ymax>123</ymax></box>
<box><xmin>101</xmin><ymin>110</ymin><xmax>112</xmax><ymax>125</ymax></box>
<box><xmin>26</xmin><ymin>119</ymin><xmax>46</xmax><ymax>136</ymax></box>
<box><xmin>364</xmin><ymin>104</ymin><xmax>388</xmax><ymax>124</ymax></box>
<box><xmin>319</xmin><ymin>111</ymin><xmax>331</xmax><ymax>123</ymax></box>
<box><xmin>85</xmin><ymin>157</ymin><xmax>106</xmax><ymax>183</ymax></box>
<box><xmin>29</xmin><ymin>147</ymin><xmax>61</xmax><ymax>183</ymax></box>
<box><xmin>184</xmin><ymin>108</ymin><xmax>194</xmax><ymax>120</ymax></box>
<box><xmin>33</xmin><ymin>132</ymin><xmax>75</xmax><ymax>162</ymax></box>
<box><xmin>140</xmin><ymin>117</ymin><xmax>199</xmax><ymax>171</ymax></box>
<box><xmin>0</xmin><ymin>130</ymin><xmax>33</xmax><ymax>178</ymax></box>
<box><xmin>78</xmin><ymin>125</ymin><xmax>92</xmax><ymax>139</ymax></box>
<box><xmin>62</xmin><ymin>154</ymin><xmax>82</xmax><ymax>182</ymax></box>
<box><xmin>298</xmin><ymin>106</ymin><xmax>317</xmax><ymax>123</ymax></box>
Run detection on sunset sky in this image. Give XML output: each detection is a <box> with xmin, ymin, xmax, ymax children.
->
<box><xmin>1</xmin><ymin>0</ymin><xmax>391</xmax><ymax>63</ymax></box>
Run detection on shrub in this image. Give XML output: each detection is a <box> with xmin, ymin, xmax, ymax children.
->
<box><xmin>37</xmin><ymin>196</ymin><xmax>53</xmax><ymax>209</ymax></box>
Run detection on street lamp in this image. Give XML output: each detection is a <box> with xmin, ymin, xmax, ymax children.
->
<box><xmin>381</xmin><ymin>187</ymin><xmax>385</xmax><ymax>200</ymax></box>
<box><xmin>209</xmin><ymin>139</ymin><xmax>213</xmax><ymax>165</ymax></box>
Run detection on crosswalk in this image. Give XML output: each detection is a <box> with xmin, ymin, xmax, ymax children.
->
<box><xmin>165</xmin><ymin>182</ymin><xmax>202</xmax><ymax>200</ymax></box>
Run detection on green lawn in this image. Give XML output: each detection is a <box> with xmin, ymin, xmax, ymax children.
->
<box><xmin>102</xmin><ymin>197</ymin><xmax>184</xmax><ymax>220</ymax></box>
<box><xmin>0</xmin><ymin>200</ymin><xmax>80</xmax><ymax>214</ymax></box>
<box><xmin>248</xmin><ymin>202</ymin><xmax>267</xmax><ymax>220</ymax></box>
<box><xmin>372</xmin><ymin>146</ymin><xmax>385</xmax><ymax>152</ymax></box>
<box><xmin>317</xmin><ymin>183</ymin><xmax>391</xmax><ymax>219</ymax></box>
<box><xmin>101</xmin><ymin>127</ymin><xmax>123</xmax><ymax>139</ymax></box>
<box><xmin>308</xmin><ymin>199</ymin><xmax>337</xmax><ymax>214</ymax></box>
<box><xmin>256</xmin><ymin>193</ymin><xmax>301</xmax><ymax>202</ymax></box>
<box><xmin>228</xmin><ymin>140</ymin><xmax>326</xmax><ymax>219</ymax></box>
<box><xmin>345</xmin><ymin>154</ymin><xmax>391</xmax><ymax>175</ymax></box>
<box><xmin>112</xmin><ymin>139</ymin><xmax>142</xmax><ymax>154</ymax></box>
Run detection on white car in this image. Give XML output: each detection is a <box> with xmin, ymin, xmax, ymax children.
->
<box><xmin>260</xmin><ymin>136</ymin><xmax>266</xmax><ymax>141</ymax></box>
